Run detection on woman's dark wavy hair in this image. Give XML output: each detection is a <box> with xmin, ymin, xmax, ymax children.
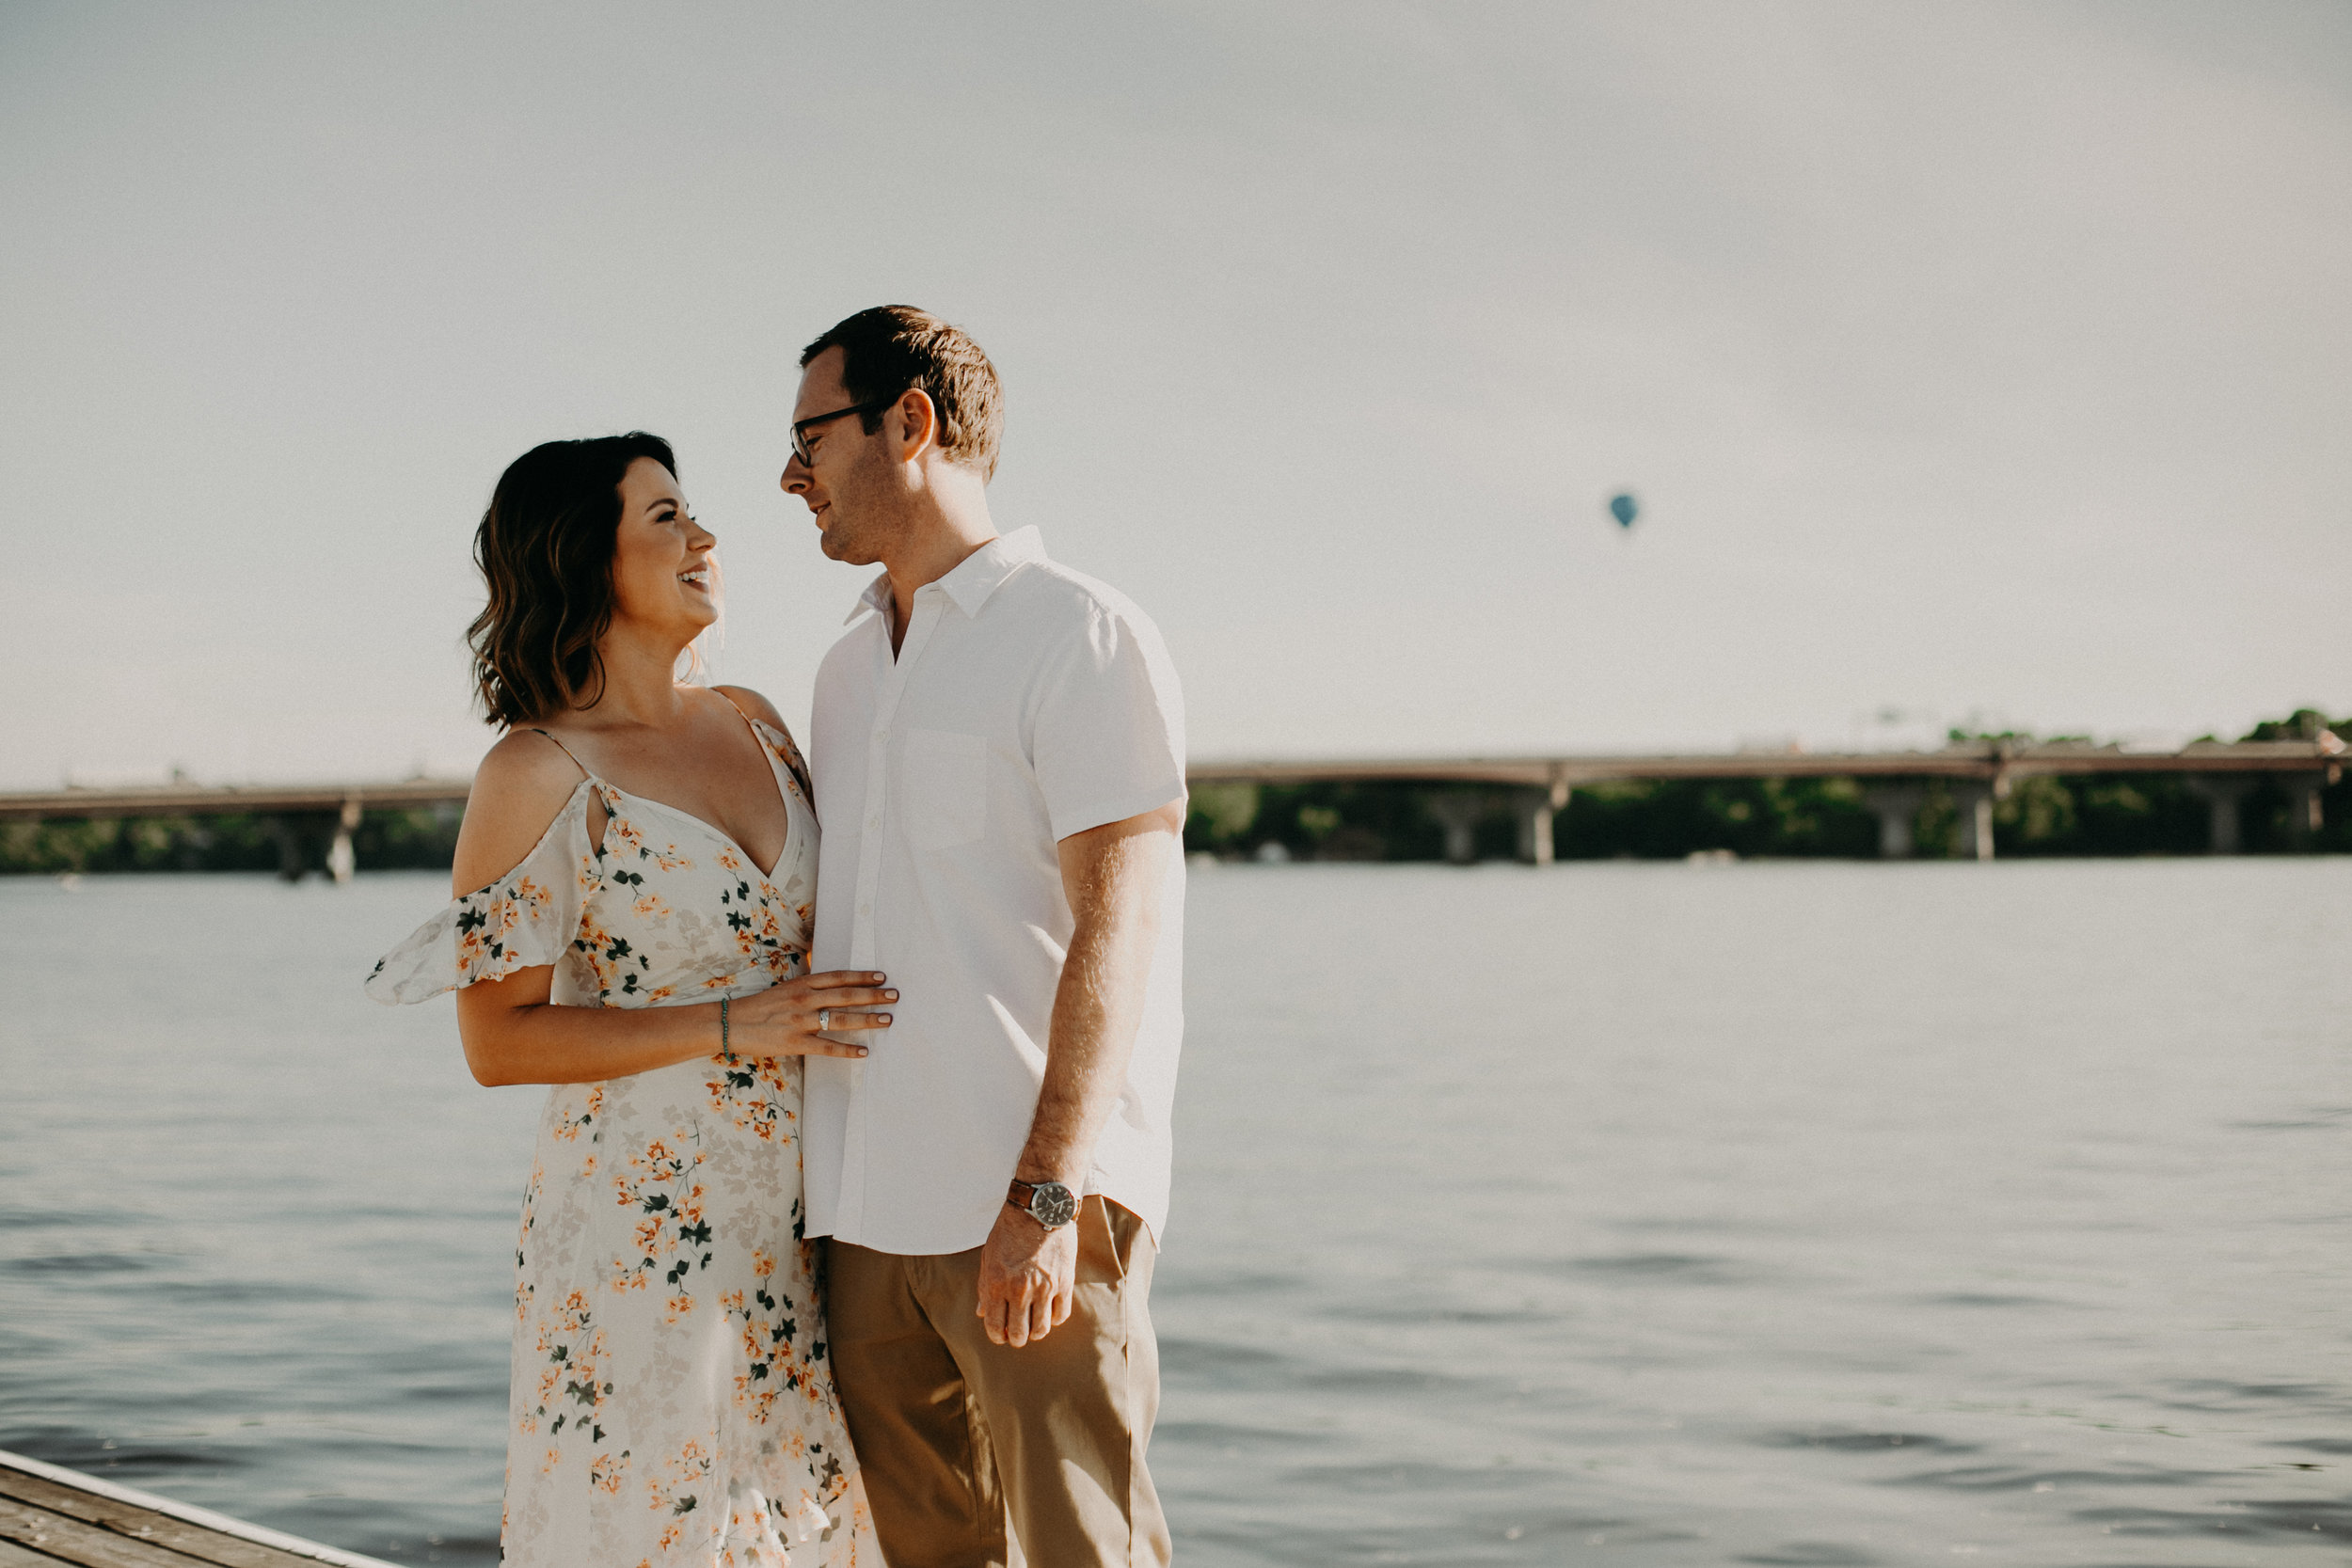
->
<box><xmin>467</xmin><ymin>433</ymin><xmax>675</xmax><ymax>728</ymax></box>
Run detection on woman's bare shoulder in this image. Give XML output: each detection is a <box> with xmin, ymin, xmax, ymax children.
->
<box><xmin>452</xmin><ymin>729</ymin><xmax>592</xmax><ymax>892</ymax></box>
<box><xmin>712</xmin><ymin>685</ymin><xmax>790</xmax><ymax>732</ymax></box>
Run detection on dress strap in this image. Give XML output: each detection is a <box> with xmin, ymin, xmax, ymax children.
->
<box><xmin>526</xmin><ymin>727</ymin><xmax>596</xmax><ymax>783</ymax></box>
<box><xmin>711</xmin><ymin>689</ymin><xmax>814</xmax><ymax>801</ymax></box>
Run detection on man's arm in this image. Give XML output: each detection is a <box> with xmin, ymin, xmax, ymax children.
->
<box><xmin>975</xmin><ymin>800</ymin><xmax>1184</xmax><ymax>1347</ymax></box>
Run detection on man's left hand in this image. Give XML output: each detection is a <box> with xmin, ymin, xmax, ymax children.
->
<box><xmin>976</xmin><ymin>1200</ymin><xmax>1078</xmax><ymax>1347</ymax></box>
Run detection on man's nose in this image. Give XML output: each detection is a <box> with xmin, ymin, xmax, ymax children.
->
<box><xmin>780</xmin><ymin>454</ymin><xmax>810</xmax><ymax>494</ymax></box>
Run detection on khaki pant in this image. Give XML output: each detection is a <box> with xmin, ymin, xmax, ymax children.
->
<box><xmin>826</xmin><ymin>1197</ymin><xmax>1170</xmax><ymax>1568</ymax></box>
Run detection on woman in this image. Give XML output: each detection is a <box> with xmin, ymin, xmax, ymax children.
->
<box><xmin>368</xmin><ymin>434</ymin><xmax>888</xmax><ymax>1566</ymax></box>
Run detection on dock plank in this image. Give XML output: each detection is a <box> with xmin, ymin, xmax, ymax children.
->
<box><xmin>0</xmin><ymin>1493</ymin><xmax>203</xmax><ymax>1566</ymax></box>
<box><xmin>0</xmin><ymin>1470</ymin><xmax>311</xmax><ymax>1568</ymax></box>
<box><xmin>0</xmin><ymin>1456</ymin><xmax>393</xmax><ymax>1568</ymax></box>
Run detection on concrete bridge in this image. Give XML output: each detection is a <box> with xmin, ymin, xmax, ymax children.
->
<box><xmin>2</xmin><ymin>738</ymin><xmax>2340</xmax><ymax>875</ymax></box>
<box><xmin>1189</xmin><ymin>738</ymin><xmax>2346</xmax><ymax>863</ymax></box>
<box><xmin>0</xmin><ymin>777</ymin><xmax>466</xmax><ymax>882</ymax></box>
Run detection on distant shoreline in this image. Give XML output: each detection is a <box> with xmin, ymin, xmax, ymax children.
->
<box><xmin>8</xmin><ymin>780</ymin><xmax>2346</xmax><ymax>879</ymax></box>
<box><xmin>9</xmin><ymin>713</ymin><xmax>2344</xmax><ymax>877</ymax></box>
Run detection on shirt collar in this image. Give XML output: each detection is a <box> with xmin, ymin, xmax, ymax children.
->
<box><xmin>846</xmin><ymin>527</ymin><xmax>1047</xmax><ymax>626</ymax></box>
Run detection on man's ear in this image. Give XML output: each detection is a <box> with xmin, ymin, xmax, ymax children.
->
<box><xmin>893</xmin><ymin>388</ymin><xmax>939</xmax><ymax>463</ymax></box>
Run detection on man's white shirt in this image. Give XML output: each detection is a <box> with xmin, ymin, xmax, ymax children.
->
<box><xmin>803</xmin><ymin>527</ymin><xmax>1187</xmax><ymax>1256</ymax></box>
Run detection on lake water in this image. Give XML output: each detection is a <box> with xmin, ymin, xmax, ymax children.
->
<box><xmin>2</xmin><ymin>861</ymin><xmax>2347</xmax><ymax>1565</ymax></box>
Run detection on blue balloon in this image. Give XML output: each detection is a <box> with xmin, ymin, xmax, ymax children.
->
<box><xmin>1609</xmin><ymin>492</ymin><xmax>1639</xmax><ymax>529</ymax></box>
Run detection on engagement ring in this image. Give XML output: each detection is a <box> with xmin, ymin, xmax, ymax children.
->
<box><xmin>818</xmin><ymin>1008</ymin><xmax>831</xmax><ymax>1031</ymax></box>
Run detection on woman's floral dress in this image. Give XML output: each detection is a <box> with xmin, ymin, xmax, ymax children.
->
<box><xmin>368</xmin><ymin>718</ymin><xmax>877</xmax><ymax>1568</ymax></box>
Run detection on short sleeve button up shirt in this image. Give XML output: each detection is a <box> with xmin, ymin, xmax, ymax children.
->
<box><xmin>803</xmin><ymin>527</ymin><xmax>1188</xmax><ymax>1256</ymax></box>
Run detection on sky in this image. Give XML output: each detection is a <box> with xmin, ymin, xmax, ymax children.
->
<box><xmin>4</xmin><ymin>1</ymin><xmax>2348</xmax><ymax>789</ymax></box>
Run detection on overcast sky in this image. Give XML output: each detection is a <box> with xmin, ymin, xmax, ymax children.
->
<box><xmin>4</xmin><ymin>1</ymin><xmax>2347</xmax><ymax>788</ymax></box>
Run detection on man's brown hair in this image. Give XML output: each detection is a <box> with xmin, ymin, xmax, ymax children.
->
<box><xmin>801</xmin><ymin>305</ymin><xmax>1004</xmax><ymax>481</ymax></box>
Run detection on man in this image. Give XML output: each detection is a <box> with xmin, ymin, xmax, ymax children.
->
<box><xmin>782</xmin><ymin>305</ymin><xmax>1185</xmax><ymax>1568</ymax></box>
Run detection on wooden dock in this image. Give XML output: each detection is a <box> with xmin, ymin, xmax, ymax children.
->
<box><xmin>0</xmin><ymin>1449</ymin><xmax>398</xmax><ymax>1568</ymax></box>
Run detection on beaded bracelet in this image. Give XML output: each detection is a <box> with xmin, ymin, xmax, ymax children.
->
<box><xmin>720</xmin><ymin>995</ymin><xmax>730</xmax><ymax>1053</ymax></box>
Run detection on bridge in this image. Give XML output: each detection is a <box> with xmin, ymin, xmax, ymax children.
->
<box><xmin>4</xmin><ymin>738</ymin><xmax>2339</xmax><ymax>875</ymax></box>
<box><xmin>1188</xmin><ymin>738</ymin><xmax>2347</xmax><ymax>863</ymax></box>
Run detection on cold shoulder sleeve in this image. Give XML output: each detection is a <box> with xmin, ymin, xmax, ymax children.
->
<box><xmin>364</xmin><ymin>781</ymin><xmax>603</xmax><ymax>1005</ymax></box>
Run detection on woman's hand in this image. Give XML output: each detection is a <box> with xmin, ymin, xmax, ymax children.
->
<box><xmin>725</xmin><ymin>970</ymin><xmax>895</xmax><ymax>1059</ymax></box>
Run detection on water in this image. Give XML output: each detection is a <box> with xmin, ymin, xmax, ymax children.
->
<box><xmin>3</xmin><ymin>861</ymin><xmax>2347</xmax><ymax>1565</ymax></box>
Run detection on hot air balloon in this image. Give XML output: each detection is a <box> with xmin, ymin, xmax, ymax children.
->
<box><xmin>1609</xmin><ymin>492</ymin><xmax>1639</xmax><ymax>530</ymax></box>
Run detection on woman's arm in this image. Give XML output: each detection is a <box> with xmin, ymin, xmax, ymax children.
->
<box><xmin>449</xmin><ymin>727</ymin><xmax>891</xmax><ymax>1087</ymax></box>
<box><xmin>453</xmin><ymin>964</ymin><xmax>890</xmax><ymax>1086</ymax></box>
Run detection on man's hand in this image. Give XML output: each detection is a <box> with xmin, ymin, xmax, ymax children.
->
<box><xmin>975</xmin><ymin>1200</ymin><xmax>1079</xmax><ymax>1347</ymax></box>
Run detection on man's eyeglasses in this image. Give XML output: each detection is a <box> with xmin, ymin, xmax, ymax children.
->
<box><xmin>790</xmin><ymin>400</ymin><xmax>892</xmax><ymax>466</ymax></box>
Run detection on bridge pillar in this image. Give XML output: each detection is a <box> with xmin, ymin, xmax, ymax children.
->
<box><xmin>2283</xmin><ymin>773</ymin><xmax>2326</xmax><ymax>849</ymax></box>
<box><xmin>1952</xmin><ymin>784</ymin><xmax>1995</xmax><ymax>862</ymax></box>
<box><xmin>1515</xmin><ymin>778</ymin><xmax>1572</xmax><ymax>866</ymax></box>
<box><xmin>1862</xmin><ymin>785</ymin><xmax>1926</xmax><ymax>859</ymax></box>
<box><xmin>327</xmin><ymin>794</ymin><xmax>362</xmax><ymax>884</ymax></box>
<box><xmin>266</xmin><ymin>816</ymin><xmax>308</xmax><ymax>881</ymax></box>
<box><xmin>2185</xmin><ymin>775</ymin><xmax>2256</xmax><ymax>854</ymax></box>
<box><xmin>1426</xmin><ymin>792</ymin><xmax>1486</xmax><ymax>865</ymax></box>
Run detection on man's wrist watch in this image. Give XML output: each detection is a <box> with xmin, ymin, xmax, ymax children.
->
<box><xmin>1007</xmin><ymin>1178</ymin><xmax>1079</xmax><ymax>1229</ymax></box>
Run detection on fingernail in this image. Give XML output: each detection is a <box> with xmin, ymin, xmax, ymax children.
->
<box><xmin>883</xmin><ymin>990</ymin><xmax>898</xmax><ymax>1001</ymax></box>
<box><xmin>856</xmin><ymin>1047</ymin><xmax>869</xmax><ymax>1057</ymax></box>
<box><xmin>878</xmin><ymin>1014</ymin><xmax>891</xmax><ymax>1024</ymax></box>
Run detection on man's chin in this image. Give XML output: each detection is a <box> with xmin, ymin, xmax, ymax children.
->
<box><xmin>818</xmin><ymin>529</ymin><xmax>878</xmax><ymax>567</ymax></box>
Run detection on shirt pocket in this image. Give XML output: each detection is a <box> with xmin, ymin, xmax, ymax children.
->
<box><xmin>899</xmin><ymin>727</ymin><xmax>988</xmax><ymax>851</ymax></box>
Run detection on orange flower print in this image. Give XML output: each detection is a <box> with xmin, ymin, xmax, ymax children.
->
<box><xmin>610</xmin><ymin>1135</ymin><xmax>713</xmax><ymax>1295</ymax></box>
<box><xmin>645</xmin><ymin>1441</ymin><xmax>715</xmax><ymax>1554</ymax></box>
<box><xmin>723</xmin><ymin>1245</ymin><xmax>808</xmax><ymax>1424</ymax></box>
<box><xmin>707</xmin><ymin>1055</ymin><xmax>795</xmax><ymax>1141</ymax></box>
<box><xmin>589</xmin><ymin>1449</ymin><xmax>629</xmax><ymax>1496</ymax></box>
<box><xmin>549</xmin><ymin>1087</ymin><xmax>601</xmax><ymax>1143</ymax></box>
<box><xmin>523</xmin><ymin>1291</ymin><xmax>610</xmax><ymax>1451</ymax></box>
<box><xmin>605</xmin><ymin>816</ymin><xmax>646</xmax><ymax>856</ymax></box>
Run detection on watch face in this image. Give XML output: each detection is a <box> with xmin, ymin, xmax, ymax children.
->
<box><xmin>1030</xmin><ymin>1181</ymin><xmax>1079</xmax><ymax>1227</ymax></box>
